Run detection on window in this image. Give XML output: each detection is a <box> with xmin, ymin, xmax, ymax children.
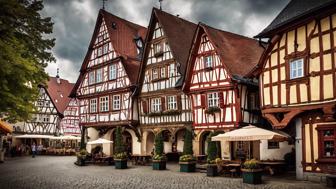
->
<box><xmin>90</xmin><ymin>99</ymin><xmax>97</xmax><ymax>113</ymax></box>
<box><xmin>290</xmin><ymin>58</ymin><xmax>304</xmax><ymax>79</ymax></box>
<box><xmin>248</xmin><ymin>93</ymin><xmax>258</xmax><ymax>110</ymax></box>
<box><xmin>100</xmin><ymin>96</ymin><xmax>109</xmax><ymax>112</ymax></box>
<box><xmin>169</xmin><ymin>64</ymin><xmax>175</xmax><ymax>77</ymax></box>
<box><xmin>152</xmin><ymin>68</ymin><xmax>159</xmax><ymax>80</ymax></box>
<box><xmin>204</xmin><ymin>55</ymin><xmax>213</xmax><ymax>68</ymax></box>
<box><xmin>103</xmin><ymin>43</ymin><xmax>109</xmax><ymax>54</ymax></box>
<box><xmin>207</xmin><ymin>92</ymin><xmax>219</xmax><ymax>107</ymax></box>
<box><xmin>268</xmin><ymin>141</ymin><xmax>280</xmax><ymax>149</ymax></box>
<box><xmin>113</xmin><ymin>95</ymin><xmax>120</xmax><ymax>110</ymax></box>
<box><xmin>317</xmin><ymin>126</ymin><xmax>336</xmax><ymax>158</ymax></box>
<box><xmin>97</xmin><ymin>46</ymin><xmax>103</xmax><ymax>57</ymax></box>
<box><xmin>154</xmin><ymin>42</ymin><xmax>163</xmax><ymax>55</ymax></box>
<box><xmin>96</xmin><ymin>69</ymin><xmax>102</xmax><ymax>83</ymax></box>
<box><xmin>109</xmin><ymin>64</ymin><xmax>117</xmax><ymax>80</ymax></box>
<box><xmin>151</xmin><ymin>98</ymin><xmax>161</xmax><ymax>112</ymax></box>
<box><xmin>167</xmin><ymin>96</ymin><xmax>177</xmax><ymax>110</ymax></box>
<box><xmin>89</xmin><ymin>71</ymin><xmax>95</xmax><ymax>85</ymax></box>
<box><xmin>161</xmin><ymin>67</ymin><xmax>166</xmax><ymax>78</ymax></box>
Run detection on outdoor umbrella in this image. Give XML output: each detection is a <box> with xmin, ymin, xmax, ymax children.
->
<box><xmin>211</xmin><ymin>125</ymin><xmax>289</xmax><ymax>159</ymax></box>
<box><xmin>50</xmin><ymin>135</ymin><xmax>81</xmax><ymax>140</ymax></box>
<box><xmin>211</xmin><ymin>125</ymin><xmax>288</xmax><ymax>142</ymax></box>
<box><xmin>87</xmin><ymin>138</ymin><xmax>113</xmax><ymax>145</ymax></box>
<box><xmin>14</xmin><ymin>134</ymin><xmax>53</xmax><ymax>139</ymax></box>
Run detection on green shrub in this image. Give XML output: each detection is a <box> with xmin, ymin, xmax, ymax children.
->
<box><xmin>183</xmin><ymin>128</ymin><xmax>193</xmax><ymax>155</ymax></box>
<box><xmin>179</xmin><ymin>154</ymin><xmax>196</xmax><ymax>162</ymax></box>
<box><xmin>114</xmin><ymin>127</ymin><xmax>125</xmax><ymax>156</ymax></box>
<box><xmin>206</xmin><ymin>132</ymin><xmax>218</xmax><ymax>163</ymax></box>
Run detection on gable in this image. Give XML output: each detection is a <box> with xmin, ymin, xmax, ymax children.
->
<box><xmin>189</xmin><ymin>34</ymin><xmax>231</xmax><ymax>90</ymax></box>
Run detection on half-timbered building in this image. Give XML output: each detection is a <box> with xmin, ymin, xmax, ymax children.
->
<box><xmin>183</xmin><ymin>23</ymin><xmax>264</xmax><ymax>157</ymax></box>
<box><xmin>255</xmin><ymin>0</ymin><xmax>336</xmax><ymax>180</ymax></box>
<box><xmin>137</xmin><ymin>8</ymin><xmax>196</xmax><ymax>155</ymax></box>
<box><xmin>60</xmin><ymin>98</ymin><xmax>80</xmax><ymax>136</ymax></box>
<box><xmin>70</xmin><ymin>9</ymin><xmax>147</xmax><ymax>155</ymax></box>
<box><xmin>23</xmin><ymin>76</ymin><xmax>74</xmax><ymax>136</ymax></box>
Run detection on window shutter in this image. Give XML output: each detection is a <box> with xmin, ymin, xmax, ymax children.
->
<box><xmin>201</xmin><ymin>94</ymin><xmax>206</xmax><ymax>108</ymax></box>
<box><xmin>177</xmin><ymin>95</ymin><xmax>182</xmax><ymax>110</ymax></box>
<box><xmin>142</xmin><ymin>100</ymin><xmax>148</xmax><ymax>114</ymax></box>
<box><xmin>161</xmin><ymin>97</ymin><xmax>166</xmax><ymax>111</ymax></box>
<box><xmin>219</xmin><ymin>92</ymin><xmax>224</xmax><ymax>108</ymax></box>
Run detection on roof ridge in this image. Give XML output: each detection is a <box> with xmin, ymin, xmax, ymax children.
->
<box><xmin>200</xmin><ymin>22</ymin><xmax>257</xmax><ymax>42</ymax></box>
<box><xmin>101</xmin><ymin>9</ymin><xmax>146</xmax><ymax>30</ymax></box>
<box><xmin>153</xmin><ymin>7</ymin><xmax>197</xmax><ymax>26</ymax></box>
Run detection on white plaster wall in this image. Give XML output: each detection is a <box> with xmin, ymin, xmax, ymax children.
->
<box><xmin>86</xmin><ymin>127</ymin><xmax>99</xmax><ymax>153</ymax></box>
<box><xmin>259</xmin><ymin>140</ymin><xmax>293</xmax><ymax>160</ymax></box>
<box><xmin>125</xmin><ymin>129</ymin><xmax>141</xmax><ymax>155</ymax></box>
<box><xmin>176</xmin><ymin>132</ymin><xmax>184</xmax><ymax>152</ymax></box>
<box><xmin>164</xmin><ymin>142</ymin><xmax>172</xmax><ymax>153</ymax></box>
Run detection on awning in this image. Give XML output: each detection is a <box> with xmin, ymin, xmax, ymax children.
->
<box><xmin>0</xmin><ymin>120</ymin><xmax>13</xmax><ymax>134</ymax></box>
<box><xmin>212</xmin><ymin>125</ymin><xmax>288</xmax><ymax>142</ymax></box>
<box><xmin>87</xmin><ymin>138</ymin><xmax>113</xmax><ymax>145</ymax></box>
<box><xmin>50</xmin><ymin>135</ymin><xmax>81</xmax><ymax>140</ymax></box>
<box><xmin>14</xmin><ymin>134</ymin><xmax>53</xmax><ymax>139</ymax></box>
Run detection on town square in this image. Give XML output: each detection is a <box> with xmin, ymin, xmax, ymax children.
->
<box><xmin>0</xmin><ymin>0</ymin><xmax>335</xmax><ymax>188</ymax></box>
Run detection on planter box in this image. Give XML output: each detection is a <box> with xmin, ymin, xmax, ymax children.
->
<box><xmin>179</xmin><ymin>161</ymin><xmax>196</xmax><ymax>172</ymax></box>
<box><xmin>241</xmin><ymin>169</ymin><xmax>263</xmax><ymax>184</ymax></box>
<box><xmin>75</xmin><ymin>157</ymin><xmax>85</xmax><ymax>166</ymax></box>
<box><xmin>207</xmin><ymin>164</ymin><xmax>218</xmax><ymax>177</ymax></box>
<box><xmin>152</xmin><ymin>160</ymin><xmax>166</xmax><ymax>170</ymax></box>
<box><xmin>115</xmin><ymin>159</ymin><xmax>127</xmax><ymax>169</ymax></box>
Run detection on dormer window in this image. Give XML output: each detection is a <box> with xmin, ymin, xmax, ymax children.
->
<box><xmin>204</xmin><ymin>55</ymin><xmax>213</xmax><ymax>68</ymax></box>
<box><xmin>135</xmin><ymin>37</ymin><xmax>144</xmax><ymax>55</ymax></box>
<box><xmin>290</xmin><ymin>58</ymin><xmax>304</xmax><ymax>79</ymax></box>
<box><xmin>154</xmin><ymin>42</ymin><xmax>164</xmax><ymax>57</ymax></box>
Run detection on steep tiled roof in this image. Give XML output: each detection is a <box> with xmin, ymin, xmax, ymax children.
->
<box><xmin>71</xmin><ymin>9</ymin><xmax>147</xmax><ymax>97</ymax></box>
<box><xmin>256</xmin><ymin>0</ymin><xmax>336</xmax><ymax>38</ymax></box>
<box><xmin>203</xmin><ymin>23</ymin><xmax>263</xmax><ymax>76</ymax></box>
<box><xmin>184</xmin><ymin>23</ymin><xmax>263</xmax><ymax>89</ymax></box>
<box><xmin>44</xmin><ymin>77</ymin><xmax>74</xmax><ymax>115</ymax></box>
<box><xmin>138</xmin><ymin>8</ymin><xmax>197</xmax><ymax>88</ymax></box>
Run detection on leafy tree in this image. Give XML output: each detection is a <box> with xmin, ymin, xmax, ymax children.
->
<box><xmin>183</xmin><ymin>128</ymin><xmax>193</xmax><ymax>155</ymax></box>
<box><xmin>154</xmin><ymin>132</ymin><xmax>164</xmax><ymax>155</ymax></box>
<box><xmin>0</xmin><ymin>0</ymin><xmax>55</xmax><ymax>122</ymax></box>
<box><xmin>206</xmin><ymin>132</ymin><xmax>218</xmax><ymax>163</ymax></box>
<box><xmin>114</xmin><ymin>127</ymin><xmax>125</xmax><ymax>154</ymax></box>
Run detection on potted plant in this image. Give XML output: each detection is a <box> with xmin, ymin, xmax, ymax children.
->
<box><xmin>241</xmin><ymin>159</ymin><xmax>263</xmax><ymax>184</ymax></box>
<box><xmin>152</xmin><ymin>132</ymin><xmax>167</xmax><ymax>170</ymax></box>
<box><xmin>179</xmin><ymin>129</ymin><xmax>196</xmax><ymax>172</ymax></box>
<box><xmin>114</xmin><ymin>127</ymin><xmax>128</xmax><ymax>169</ymax></box>
<box><xmin>76</xmin><ymin>149</ymin><xmax>88</xmax><ymax>166</ymax></box>
<box><xmin>206</xmin><ymin>132</ymin><xmax>218</xmax><ymax>177</ymax></box>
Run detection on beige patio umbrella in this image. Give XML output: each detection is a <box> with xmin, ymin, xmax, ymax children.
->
<box><xmin>212</xmin><ymin>125</ymin><xmax>289</xmax><ymax>159</ymax></box>
<box><xmin>87</xmin><ymin>138</ymin><xmax>113</xmax><ymax>145</ymax></box>
<box><xmin>212</xmin><ymin>125</ymin><xmax>288</xmax><ymax>142</ymax></box>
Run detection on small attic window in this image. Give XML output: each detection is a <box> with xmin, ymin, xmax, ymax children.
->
<box><xmin>60</xmin><ymin>94</ymin><xmax>63</xmax><ymax>98</ymax></box>
<box><xmin>112</xmin><ymin>22</ymin><xmax>117</xmax><ymax>29</ymax></box>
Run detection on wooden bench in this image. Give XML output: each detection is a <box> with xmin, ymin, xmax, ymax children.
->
<box><xmin>326</xmin><ymin>175</ymin><xmax>336</xmax><ymax>188</ymax></box>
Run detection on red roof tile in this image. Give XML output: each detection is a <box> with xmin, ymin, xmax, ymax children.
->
<box><xmin>138</xmin><ymin>8</ymin><xmax>197</xmax><ymax>87</ymax></box>
<box><xmin>45</xmin><ymin>77</ymin><xmax>74</xmax><ymax>114</ymax></box>
<box><xmin>184</xmin><ymin>23</ymin><xmax>263</xmax><ymax>89</ymax></box>
<box><xmin>71</xmin><ymin>9</ymin><xmax>147</xmax><ymax>97</ymax></box>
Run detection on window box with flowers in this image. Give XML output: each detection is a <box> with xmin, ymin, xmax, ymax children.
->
<box><xmin>162</xmin><ymin>109</ymin><xmax>181</xmax><ymax>116</ymax></box>
<box><xmin>205</xmin><ymin>106</ymin><xmax>221</xmax><ymax>115</ymax></box>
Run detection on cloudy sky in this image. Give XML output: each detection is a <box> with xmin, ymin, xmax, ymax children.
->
<box><xmin>42</xmin><ymin>0</ymin><xmax>290</xmax><ymax>83</ymax></box>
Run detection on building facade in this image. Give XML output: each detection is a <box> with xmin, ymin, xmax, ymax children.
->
<box><xmin>183</xmin><ymin>23</ymin><xmax>264</xmax><ymax>158</ymax></box>
<box><xmin>70</xmin><ymin>9</ymin><xmax>147</xmax><ymax>155</ymax></box>
<box><xmin>137</xmin><ymin>8</ymin><xmax>196</xmax><ymax>155</ymax></box>
<box><xmin>255</xmin><ymin>0</ymin><xmax>336</xmax><ymax>180</ymax></box>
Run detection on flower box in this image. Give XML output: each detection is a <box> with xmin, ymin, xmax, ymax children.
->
<box><xmin>115</xmin><ymin>159</ymin><xmax>127</xmax><ymax>169</ymax></box>
<box><xmin>179</xmin><ymin>161</ymin><xmax>196</xmax><ymax>172</ymax></box>
<box><xmin>205</xmin><ymin>106</ymin><xmax>221</xmax><ymax>115</ymax></box>
<box><xmin>241</xmin><ymin>168</ymin><xmax>263</xmax><ymax>184</ymax></box>
<box><xmin>152</xmin><ymin>160</ymin><xmax>166</xmax><ymax>170</ymax></box>
<box><xmin>206</xmin><ymin>164</ymin><xmax>218</xmax><ymax>177</ymax></box>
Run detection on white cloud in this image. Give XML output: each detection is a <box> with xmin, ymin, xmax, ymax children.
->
<box><xmin>45</xmin><ymin>56</ymin><xmax>80</xmax><ymax>83</ymax></box>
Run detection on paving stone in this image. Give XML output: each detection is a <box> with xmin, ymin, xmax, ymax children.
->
<box><xmin>0</xmin><ymin>156</ymin><xmax>327</xmax><ymax>189</ymax></box>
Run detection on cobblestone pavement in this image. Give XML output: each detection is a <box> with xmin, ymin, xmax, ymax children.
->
<box><xmin>0</xmin><ymin>156</ymin><xmax>328</xmax><ymax>189</ymax></box>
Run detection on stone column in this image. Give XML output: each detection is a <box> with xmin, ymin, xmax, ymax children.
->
<box><xmin>295</xmin><ymin>118</ymin><xmax>303</xmax><ymax>180</ymax></box>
